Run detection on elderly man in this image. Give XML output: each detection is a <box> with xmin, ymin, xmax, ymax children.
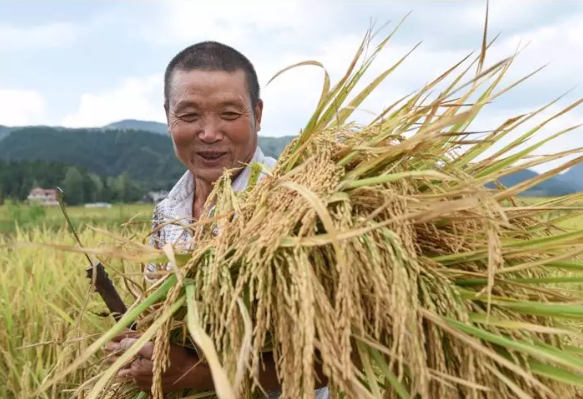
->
<box><xmin>104</xmin><ymin>42</ymin><xmax>330</xmax><ymax>398</ymax></box>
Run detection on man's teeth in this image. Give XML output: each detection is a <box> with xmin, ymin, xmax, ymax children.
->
<box><xmin>201</xmin><ymin>153</ymin><xmax>223</xmax><ymax>159</ymax></box>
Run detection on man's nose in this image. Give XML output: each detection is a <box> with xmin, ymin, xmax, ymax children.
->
<box><xmin>197</xmin><ymin>116</ymin><xmax>223</xmax><ymax>143</ymax></box>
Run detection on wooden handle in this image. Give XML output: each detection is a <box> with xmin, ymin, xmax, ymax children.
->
<box><xmin>86</xmin><ymin>262</ymin><xmax>135</xmax><ymax>329</ymax></box>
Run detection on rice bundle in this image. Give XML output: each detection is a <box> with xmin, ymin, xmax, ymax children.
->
<box><xmin>37</xmin><ymin>16</ymin><xmax>583</xmax><ymax>399</ymax></box>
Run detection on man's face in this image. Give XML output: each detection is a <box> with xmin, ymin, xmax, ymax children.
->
<box><xmin>165</xmin><ymin>69</ymin><xmax>262</xmax><ymax>185</ymax></box>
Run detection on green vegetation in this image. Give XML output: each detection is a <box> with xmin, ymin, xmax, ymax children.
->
<box><xmin>0</xmin><ymin>126</ymin><xmax>295</xmax><ymax>196</ymax></box>
<box><xmin>0</xmin><ymin>220</ymin><xmax>148</xmax><ymax>399</ymax></box>
<box><xmin>0</xmin><ymin>127</ymin><xmax>187</xmax><ymax>193</ymax></box>
<box><xmin>0</xmin><ymin>202</ymin><xmax>153</xmax><ymax>236</ymax></box>
<box><xmin>0</xmin><ymin>159</ymin><xmax>146</xmax><ymax>205</ymax></box>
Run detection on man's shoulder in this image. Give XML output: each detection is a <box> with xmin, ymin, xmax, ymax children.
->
<box><xmin>262</xmin><ymin>154</ymin><xmax>277</xmax><ymax>167</ymax></box>
<box><xmin>256</xmin><ymin>147</ymin><xmax>277</xmax><ymax>170</ymax></box>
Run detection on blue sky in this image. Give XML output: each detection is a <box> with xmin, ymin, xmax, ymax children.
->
<box><xmin>1</xmin><ymin>1</ymin><xmax>583</xmax><ymax>171</ymax></box>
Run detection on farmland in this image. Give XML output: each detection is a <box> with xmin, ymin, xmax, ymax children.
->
<box><xmin>2</xmin><ymin>197</ymin><xmax>583</xmax><ymax>398</ymax></box>
<box><xmin>0</xmin><ymin>203</ymin><xmax>154</xmax><ymax>399</ymax></box>
<box><xmin>0</xmin><ymin>202</ymin><xmax>153</xmax><ymax>236</ymax></box>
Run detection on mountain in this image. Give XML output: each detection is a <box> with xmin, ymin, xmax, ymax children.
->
<box><xmin>557</xmin><ymin>163</ymin><xmax>583</xmax><ymax>189</ymax></box>
<box><xmin>0</xmin><ymin>119</ymin><xmax>579</xmax><ymax>197</ymax></box>
<box><xmin>0</xmin><ymin>125</ymin><xmax>295</xmax><ymax>191</ymax></box>
<box><xmin>489</xmin><ymin>169</ymin><xmax>582</xmax><ymax>197</ymax></box>
<box><xmin>0</xmin><ymin>126</ymin><xmax>187</xmax><ymax>190</ymax></box>
<box><xmin>104</xmin><ymin>119</ymin><xmax>168</xmax><ymax>135</ymax></box>
<box><xmin>0</xmin><ymin>125</ymin><xmax>13</xmax><ymax>141</ymax></box>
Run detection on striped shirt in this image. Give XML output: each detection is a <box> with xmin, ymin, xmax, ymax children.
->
<box><xmin>147</xmin><ymin>145</ymin><xmax>329</xmax><ymax>399</ymax></box>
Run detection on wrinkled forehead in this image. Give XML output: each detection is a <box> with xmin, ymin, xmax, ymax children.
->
<box><xmin>168</xmin><ymin>68</ymin><xmax>251</xmax><ymax>109</ymax></box>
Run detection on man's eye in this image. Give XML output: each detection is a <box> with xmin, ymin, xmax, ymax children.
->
<box><xmin>180</xmin><ymin>113</ymin><xmax>199</xmax><ymax>122</ymax></box>
<box><xmin>221</xmin><ymin>112</ymin><xmax>240</xmax><ymax>120</ymax></box>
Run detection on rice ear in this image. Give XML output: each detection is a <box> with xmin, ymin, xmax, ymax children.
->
<box><xmin>28</xmin><ymin>9</ymin><xmax>583</xmax><ymax>399</ymax></box>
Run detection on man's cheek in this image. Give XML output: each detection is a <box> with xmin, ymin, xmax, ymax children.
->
<box><xmin>171</xmin><ymin>126</ymin><xmax>197</xmax><ymax>146</ymax></box>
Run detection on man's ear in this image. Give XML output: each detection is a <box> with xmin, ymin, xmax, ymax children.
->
<box><xmin>254</xmin><ymin>100</ymin><xmax>264</xmax><ymax>133</ymax></box>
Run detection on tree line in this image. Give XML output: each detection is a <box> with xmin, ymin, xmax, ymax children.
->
<box><xmin>0</xmin><ymin>125</ymin><xmax>297</xmax><ymax>206</ymax></box>
<box><xmin>0</xmin><ymin>160</ymin><xmax>145</xmax><ymax>205</ymax></box>
<box><xmin>0</xmin><ymin>127</ymin><xmax>188</xmax><ymax>189</ymax></box>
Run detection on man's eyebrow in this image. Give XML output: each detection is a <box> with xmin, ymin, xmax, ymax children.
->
<box><xmin>174</xmin><ymin>100</ymin><xmax>199</xmax><ymax>110</ymax></box>
<box><xmin>174</xmin><ymin>99</ymin><xmax>245</xmax><ymax>110</ymax></box>
<box><xmin>218</xmin><ymin>100</ymin><xmax>245</xmax><ymax>108</ymax></box>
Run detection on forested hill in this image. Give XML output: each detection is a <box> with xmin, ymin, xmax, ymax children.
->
<box><xmin>0</xmin><ymin>127</ymin><xmax>188</xmax><ymax>189</ymax></box>
<box><xmin>0</xmin><ymin>120</ymin><xmax>582</xmax><ymax>199</ymax></box>
<box><xmin>0</xmin><ymin>124</ymin><xmax>296</xmax><ymax>203</ymax></box>
<box><xmin>0</xmin><ymin>125</ymin><xmax>13</xmax><ymax>141</ymax></box>
<box><xmin>103</xmin><ymin>119</ymin><xmax>168</xmax><ymax>135</ymax></box>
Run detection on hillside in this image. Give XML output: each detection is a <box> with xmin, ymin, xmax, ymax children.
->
<box><xmin>0</xmin><ymin>125</ymin><xmax>12</xmax><ymax>141</ymax></box>
<box><xmin>489</xmin><ymin>169</ymin><xmax>582</xmax><ymax>197</ymax></box>
<box><xmin>0</xmin><ymin>120</ymin><xmax>580</xmax><ymax>197</ymax></box>
<box><xmin>0</xmin><ymin>125</ymin><xmax>295</xmax><ymax>191</ymax></box>
<box><xmin>0</xmin><ymin>127</ymin><xmax>187</xmax><ymax>190</ymax></box>
<box><xmin>103</xmin><ymin>119</ymin><xmax>168</xmax><ymax>135</ymax></box>
<box><xmin>557</xmin><ymin>163</ymin><xmax>583</xmax><ymax>189</ymax></box>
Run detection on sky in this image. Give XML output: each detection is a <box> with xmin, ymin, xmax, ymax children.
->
<box><xmin>1</xmin><ymin>1</ymin><xmax>583</xmax><ymax>172</ymax></box>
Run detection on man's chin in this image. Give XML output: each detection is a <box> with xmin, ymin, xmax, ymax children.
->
<box><xmin>191</xmin><ymin>165</ymin><xmax>231</xmax><ymax>184</ymax></box>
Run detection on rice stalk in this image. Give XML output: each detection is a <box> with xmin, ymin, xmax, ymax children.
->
<box><xmin>21</xmin><ymin>11</ymin><xmax>583</xmax><ymax>399</ymax></box>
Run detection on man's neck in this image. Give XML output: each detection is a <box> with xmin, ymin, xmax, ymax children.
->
<box><xmin>191</xmin><ymin>167</ymin><xmax>249</xmax><ymax>220</ymax></box>
<box><xmin>192</xmin><ymin>177</ymin><xmax>214</xmax><ymax>221</ymax></box>
<box><xmin>190</xmin><ymin>148</ymin><xmax>257</xmax><ymax>220</ymax></box>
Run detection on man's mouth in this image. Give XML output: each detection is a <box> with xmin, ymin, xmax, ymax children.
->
<box><xmin>197</xmin><ymin>151</ymin><xmax>227</xmax><ymax>161</ymax></box>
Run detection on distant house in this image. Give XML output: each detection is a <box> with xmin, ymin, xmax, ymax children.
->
<box><xmin>27</xmin><ymin>187</ymin><xmax>59</xmax><ymax>206</ymax></box>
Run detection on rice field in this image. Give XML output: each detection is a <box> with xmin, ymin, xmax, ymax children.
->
<box><xmin>0</xmin><ymin>203</ymin><xmax>153</xmax><ymax>236</ymax></box>
<box><xmin>0</xmin><ymin>203</ymin><xmax>153</xmax><ymax>399</ymax></box>
<box><xmin>520</xmin><ymin>197</ymin><xmax>583</xmax><ymax>230</ymax></box>
<box><xmin>2</xmin><ymin>196</ymin><xmax>583</xmax><ymax>399</ymax></box>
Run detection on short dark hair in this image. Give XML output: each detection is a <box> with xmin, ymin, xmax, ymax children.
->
<box><xmin>164</xmin><ymin>41</ymin><xmax>260</xmax><ymax>109</ymax></box>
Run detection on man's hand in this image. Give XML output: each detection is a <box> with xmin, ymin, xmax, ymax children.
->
<box><xmin>104</xmin><ymin>333</ymin><xmax>213</xmax><ymax>393</ymax></box>
<box><xmin>103</xmin><ymin>333</ymin><xmax>328</xmax><ymax>395</ymax></box>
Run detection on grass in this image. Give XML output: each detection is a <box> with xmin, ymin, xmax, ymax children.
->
<box><xmin>2</xmin><ymin>197</ymin><xmax>583</xmax><ymax>399</ymax></box>
<box><xmin>0</xmin><ymin>203</ymin><xmax>153</xmax><ymax>236</ymax></box>
<box><xmin>0</xmin><ymin>204</ymin><xmax>153</xmax><ymax>399</ymax></box>
<box><xmin>519</xmin><ymin>197</ymin><xmax>583</xmax><ymax>230</ymax></box>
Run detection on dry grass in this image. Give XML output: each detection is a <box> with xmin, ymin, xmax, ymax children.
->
<box><xmin>0</xmin><ymin>223</ymin><xmax>150</xmax><ymax>399</ymax></box>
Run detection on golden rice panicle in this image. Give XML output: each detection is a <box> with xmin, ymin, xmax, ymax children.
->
<box><xmin>29</xmin><ymin>12</ymin><xmax>583</xmax><ymax>399</ymax></box>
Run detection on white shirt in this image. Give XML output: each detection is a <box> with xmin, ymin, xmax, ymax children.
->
<box><xmin>148</xmin><ymin>146</ymin><xmax>329</xmax><ymax>399</ymax></box>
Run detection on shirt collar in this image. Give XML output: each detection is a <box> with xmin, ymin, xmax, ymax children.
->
<box><xmin>165</xmin><ymin>146</ymin><xmax>269</xmax><ymax>221</ymax></box>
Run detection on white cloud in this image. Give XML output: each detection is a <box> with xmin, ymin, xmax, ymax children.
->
<box><xmin>0</xmin><ymin>89</ymin><xmax>48</xmax><ymax>126</ymax></box>
<box><xmin>61</xmin><ymin>74</ymin><xmax>166</xmax><ymax>128</ymax></box>
<box><xmin>0</xmin><ymin>23</ymin><xmax>76</xmax><ymax>49</ymax></box>
<box><xmin>464</xmin><ymin>101</ymin><xmax>583</xmax><ymax>174</ymax></box>
<box><xmin>141</xmin><ymin>1</ymin><xmax>331</xmax><ymax>49</ymax></box>
<box><xmin>460</xmin><ymin>2</ymin><xmax>555</xmax><ymax>30</ymax></box>
<box><xmin>483</xmin><ymin>13</ymin><xmax>583</xmax><ymax>96</ymax></box>
<box><xmin>259</xmin><ymin>32</ymin><xmax>474</xmax><ymax>135</ymax></box>
<box><xmin>50</xmin><ymin>0</ymin><xmax>583</xmax><ymax>176</ymax></box>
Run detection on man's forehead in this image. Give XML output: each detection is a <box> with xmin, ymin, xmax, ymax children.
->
<box><xmin>169</xmin><ymin>69</ymin><xmax>249</xmax><ymax>104</ymax></box>
<box><xmin>171</xmin><ymin>68</ymin><xmax>247</xmax><ymax>89</ymax></box>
